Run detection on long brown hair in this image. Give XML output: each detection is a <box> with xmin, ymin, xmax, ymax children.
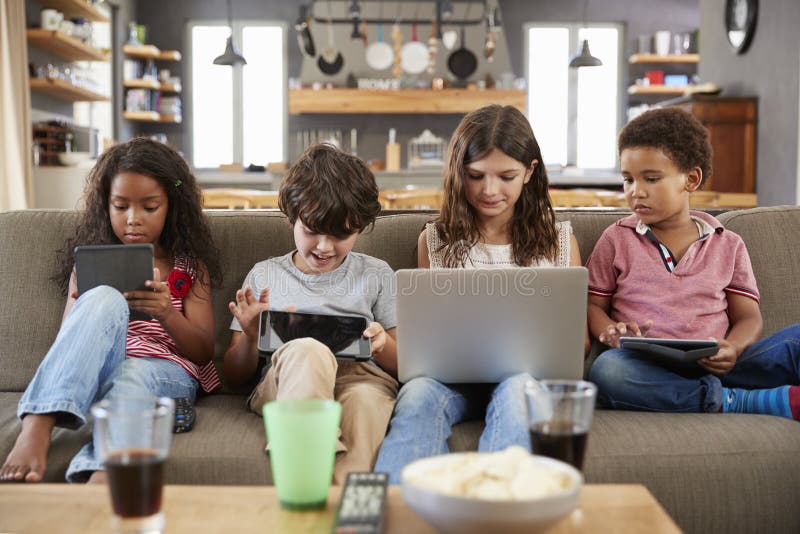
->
<box><xmin>435</xmin><ymin>105</ymin><xmax>557</xmax><ymax>267</ymax></box>
<box><xmin>55</xmin><ymin>137</ymin><xmax>222</xmax><ymax>294</ymax></box>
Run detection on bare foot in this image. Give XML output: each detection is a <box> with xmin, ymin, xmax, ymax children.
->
<box><xmin>1</xmin><ymin>414</ymin><xmax>55</xmax><ymax>482</ymax></box>
<box><xmin>87</xmin><ymin>470</ymin><xmax>107</xmax><ymax>484</ymax></box>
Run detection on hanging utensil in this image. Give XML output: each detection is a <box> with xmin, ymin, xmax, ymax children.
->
<box><xmin>366</xmin><ymin>0</ymin><xmax>393</xmax><ymax>71</ymax></box>
<box><xmin>427</xmin><ymin>18</ymin><xmax>438</xmax><ymax>75</ymax></box>
<box><xmin>391</xmin><ymin>22</ymin><xmax>403</xmax><ymax>77</ymax></box>
<box><xmin>447</xmin><ymin>1</ymin><xmax>478</xmax><ymax>82</ymax></box>
<box><xmin>366</xmin><ymin>22</ymin><xmax>394</xmax><ymax>71</ymax></box>
<box><xmin>401</xmin><ymin>21</ymin><xmax>428</xmax><ymax>75</ymax></box>
<box><xmin>317</xmin><ymin>0</ymin><xmax>344</xmax><ymax>76</ymax></box>
<box><xmin>484</xmin><ymin>2</ymin><xmax>496</xmax><ymax>62</ymax></box>
<box><xmin>294</xmin><ymin>4</ymin><xmax>316</xmax><ymax>57</ymax></box>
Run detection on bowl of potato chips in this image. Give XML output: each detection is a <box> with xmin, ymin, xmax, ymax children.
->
<box><xmin>401</xmin><ymin>446</ymin><xmax>582</xmax><ymax>534</ymax></box>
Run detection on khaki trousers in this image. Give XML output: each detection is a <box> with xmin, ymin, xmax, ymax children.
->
<box><xmin>248</xmin><ymin>338</ymin><xmax>398</xmax><ymax>484</ymax></box>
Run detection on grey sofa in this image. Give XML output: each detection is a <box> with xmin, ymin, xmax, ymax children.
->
<box><xmin>1</xmin><ymin>207</ymin><xmax>799</xmax><ymax>533</ymax></box>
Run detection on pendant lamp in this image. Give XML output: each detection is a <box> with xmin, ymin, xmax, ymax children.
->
<box><xmin>569</xmin><ymin>0</ymin><xmax>602</xmax><ymax>68</ymax></box>
<box><xmin>569</xmin><ymin>39</ymin><xmax>602</xmax><ymax>68</ymax></box>
<box><xmin>214</xmin><ymin>0</ymin><xmax>247</xmax><ymax>66</ymax></box>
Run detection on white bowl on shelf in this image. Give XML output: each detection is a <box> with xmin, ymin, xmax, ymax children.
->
<box><xmin>58</xmin><ymin>152</ymin><xmax>92</xmax><ymax>166</ymax></box>
<box><xmin>401</xmin><ymin>448</ymin><xmax>582</xmax><ymax>534</ymax></box>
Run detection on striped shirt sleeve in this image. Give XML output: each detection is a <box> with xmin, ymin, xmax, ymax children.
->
<box><xmin>586</xmin><ymin>227</ymin><xmax>617</xmax><ymax>298</ymax></box>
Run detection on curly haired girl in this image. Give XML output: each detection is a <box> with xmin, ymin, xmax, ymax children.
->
<box><xmin>2</xmin><ymin>137</ymin><xmax>221</xmax><ymax>483</ymax></box>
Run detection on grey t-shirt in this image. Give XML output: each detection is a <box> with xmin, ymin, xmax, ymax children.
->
<box><xmin>230</xmin><ymin>251</ymin><xmax>397</xmax><ymax>333</ymax></box>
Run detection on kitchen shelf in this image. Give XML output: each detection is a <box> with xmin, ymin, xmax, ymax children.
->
<box><xmin>27</xmin><ymin>29</ymin><xmax>109</xmax><ymax>62</ymax></box>
<box><xmin>159</xmin><ymin>83</ymin><xmax>181</xmax><ymax>93</ymax></box>
<box><xmin>123</xmin><ymin>79</ymin><xmax>181</xmax><ymax>92</ymax></box>
<box><xmin>123</xmin><ymin>111</ymin><xmax>182</xmax><ymax>123</ymax></box>
<box><xmin>30</xmin><ymin>78</ymin><xmax>109</xmax><ymax>102</ymax></box>
<box><xmin>42</xmin><ymin>0</ymin><xmax>109</xmax><ymax>22</ymax></box>
<box><xmin>628</xmin><ymin>85</ymin><xmax>688</xmax><ymax>95</ymax></box>
<box><xmin>122</xmin><ymin>45</ymin><xmax>182</xmax><ymax>61</ymax></box>
<box><xmin>629</xmin><ymin>53</ymin><xmax>699</xmax><ymax>64</ymax></box>
<box><xmin>124</xmin><ymin>78</ymin><xmax>160</xmax><ymax>90</ymax></box>
<box><xmin>288</xmin><ymin>89</ymin><xmax>527</xmax><ymax>114</ymax></box>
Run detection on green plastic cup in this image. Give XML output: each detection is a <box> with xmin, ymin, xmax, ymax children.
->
<box><xmin>262</xmin><ymin>399</ymin><xmax>342</xmax><ymax>510</ymax></box>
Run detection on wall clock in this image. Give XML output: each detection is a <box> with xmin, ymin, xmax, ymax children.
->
<box><xmin>725</xmin><ymin>0</ymin><xmax>758</xmax><ymax>54</ymax></box>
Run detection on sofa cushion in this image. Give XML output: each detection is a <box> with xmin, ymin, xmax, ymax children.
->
<box><xmin>0</xmin><ymin>392</ymin><xmax>273</xmax><ymax>485</ymax></box>
<box><xmin>718</xmin><ymin>207</ymin><xmax>800</xmax><ymax>336</ymax></box>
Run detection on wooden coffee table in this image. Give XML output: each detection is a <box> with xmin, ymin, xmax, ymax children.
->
<box><xmin>0</xmin><ymin>483</ymin><xmax>680</xmax><ymax>533</ymax></box>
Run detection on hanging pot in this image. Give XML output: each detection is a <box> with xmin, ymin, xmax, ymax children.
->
<box><xmin>366</xmin><ymin>22</ymin><xmax>394</xmax><ymax>71</ymax></box>
<box><xmin>317</xmin><ymin>3</ymin><xmax>344</xmax><ymax>75</ymax></box>
<box><xmin>400</xmin><ymin>22</ymin><xmax>428</xmax><ymax>75</ymax></box>
<box><xmin>294</xmin><ymin>4</ymin><xmax>316</xmax><ymax>57</ymax></box>
<box><xmin>447</xmin><ymin>26</ymin><xmax>477</xmax><ymax>80</ymax></box>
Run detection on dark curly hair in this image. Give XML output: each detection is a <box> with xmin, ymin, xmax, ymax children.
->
<box><xmin>436</xmin><ymin>104</ymin><xmax>557</xmax><ymax>267</ymax></box>
<box><xmin>55</xmin><ymin>137</ymin><xmax>222</xmax><ymax>294</ymax></box>
<box><xmin>618</xmin><ymin>107</ymin><xmax>712</xmax><ymax>188</ymax></box>
<box><xmin>279</xmin><ymin>143</ymin><xmax>381</xmax><ymax>238</ymax></box>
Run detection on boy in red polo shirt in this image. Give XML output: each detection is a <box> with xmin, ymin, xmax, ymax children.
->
<box><xmin>586</xmin><ymin>108</ymin><xmax>799</xmax><ymax>419</ymax></box>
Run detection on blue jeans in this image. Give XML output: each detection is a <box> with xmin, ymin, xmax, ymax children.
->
<box><xmin>588</xmin><ymin>324</ymin><xmax>800</xmax><ymax>413</ymax></box>
<box><xmin>18</xmin><ymin>286</ymin><xmax>197</xmax><ymax>482</ymax></box>
<box><xmin>374</xmin><ymin>373</ymin><xmax>532</xmax><ymax>484</ymax></box>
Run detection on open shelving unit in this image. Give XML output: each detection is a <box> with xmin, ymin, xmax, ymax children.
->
<box><xmin>27</xmin><ymin>29</ymin><xmax>109</xmax><ymax>62</ymax></box>
<box><xmin>288</xmin><ymin>88</ymin><xmax>527</xmax><ymax>114</ymax></box>
<box><xmin>30</xmin><ymin>78</ymin><xmax>109</xmax><ymax>102</ymax></box>
<box><xmin>122</xmin><ymin>44</ymin><xmax>182</xmax><ymax>125</ymax></box>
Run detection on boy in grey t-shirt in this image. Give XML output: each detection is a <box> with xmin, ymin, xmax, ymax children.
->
<box><xmin>223</xmin><ymin>144</ymin><xmax>398</xmax><ymax>483</ymax></box>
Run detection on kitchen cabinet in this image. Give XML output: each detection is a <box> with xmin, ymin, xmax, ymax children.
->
<box><xmin>288</xmin><ymin>88</ymin><xmax>526</xmax><ymax>114</ymax></box>
<box><xmin>122</xmin><ymin>44</ymin><xmax>182</xmax><ymax>123</ymax></box>
<box><xmin>668</xmin><ymin>96</ymin><xmax>757</xmax><ymax>193</ymax></box>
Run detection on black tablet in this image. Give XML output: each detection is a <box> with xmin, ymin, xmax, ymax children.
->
<box><xmin>257</xmin><ymin>310</ymin><xmax>372</xmax><ymax>360</ymax></box>
<box><xmin>74</xmin><ymin>244</ymin><xmax>154</xmax><ymax>321</ymax></box>
<box><xmin>619</xmin><ymin>337</ymin><xmax>719</xmax><ymax>368</ymax></box>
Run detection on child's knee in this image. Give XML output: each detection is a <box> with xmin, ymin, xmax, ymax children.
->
<box><xmin>588</xmin><ymin>349</ymin><xmax>630</xmax><ymax>388</ymax></box>
<box><xmin>396</xmin><ymin>377</ymin><xmax>451</xmax><ymax>409</ymax></box>
<box><xmin>277</xmin><ymin>337</ymin><xmax>335</xmax><ymax>364</ymax></box>
<box><xmin>80</xmin><ymin>286</ymin><xmax>128</xmax><ymax>320</ymax></box>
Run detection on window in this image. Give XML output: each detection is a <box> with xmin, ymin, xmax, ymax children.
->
<box><xmin>189</xmin><ymin>22</ymin><xmax>285</xmax><ymax>169</ymax></box>
<box><xmin>525</xmin><ymin>24</ymin><xmax>622</xmax><ymax>169</ymax></box>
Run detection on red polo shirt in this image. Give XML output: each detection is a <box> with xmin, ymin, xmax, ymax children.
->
<box><xmin>586</xmin><ymin>211</ymin><xmax>760</xmax><ymax>340</ymax></box>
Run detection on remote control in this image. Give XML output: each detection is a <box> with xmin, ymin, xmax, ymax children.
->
<box><xmin>333</xmin><ymin>472</ymin><xmax>389</xmax><ymax>534</ymax></box>
<box><xmin>172</xmin><ymin>397</ymin><xmax>195</xmax><ymax>433</ymax></box>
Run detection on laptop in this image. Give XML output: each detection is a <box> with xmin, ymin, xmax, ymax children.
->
<box><xmin>396</xmin><ymin>267</ymin><xmax>588</xmax><ymax>383</ymax></box>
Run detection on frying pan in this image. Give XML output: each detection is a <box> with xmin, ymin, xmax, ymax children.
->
<box><xmin>447</xmin><ymin>26</ymin><xmax>477</xmax><ymax>80</ymax></box>
<box><xmin>400</xmin><ymin>22</ymin><xmax>428</xmax><ymax>75</ymax></box>
<box><xmin>317</xmin><ymin>2</ymin><xmax>344</xmax><ymax>75</ymax></box>
<box><xmin>294</xmin><ymin>4</ymin><xmax>315</xmax><ymax>57</ymax></box>
<box><xmin>366</xmin><ymin>23</ymin><xmax>394</xmax><ymax>71</ymax></box>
